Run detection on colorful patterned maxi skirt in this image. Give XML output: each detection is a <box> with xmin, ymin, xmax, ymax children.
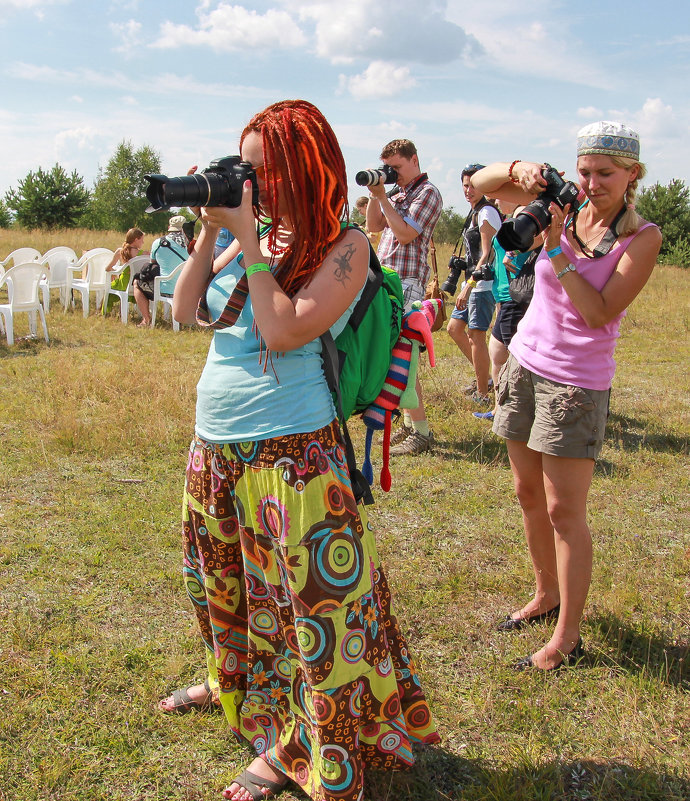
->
<box><xmin>182</xmin><ymin>421</ymin><xmax>439</xmax><ymax>801</ymax></box>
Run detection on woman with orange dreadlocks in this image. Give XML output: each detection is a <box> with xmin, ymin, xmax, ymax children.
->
<box><xmin>168</xmin><ymin>100</ymin><xmax>439</xmax><ymax>801</ymax></box>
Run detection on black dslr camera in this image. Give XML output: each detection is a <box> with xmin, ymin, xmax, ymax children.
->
<box><xmin>144</xmin><ymin>156</ymin><xmax>259</xmax><ymax>212</ymax></box>
<box><xmin>441</xmin><ymin>254</ymin><xmax>467</xmax><ymax>294</ymax></box>
<box><xmin>355</xmin><ymin>164</ymin><xmax>398</xmax><ymax>187</ymax></box>
<box><xmin>496</xmin><ymin>164</ymin><xmax>579</xmax><ymax>252</ymax></box>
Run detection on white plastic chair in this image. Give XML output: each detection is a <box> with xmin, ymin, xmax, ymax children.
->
<box><xmin>0</xmin><ymin>247</ymin><xmax>41</xmax><ymax>270</ymax></box>
<box><xmin>38</xmin><ymin>247</ymin><xmax>77</xmax><ymax>312</ymax></box>
<box><xmin>68</xmin><ymin>250</ymin><xmax>114</xmax><ymax>317</ymax></box>
<box><xmin>106</xmin><ymin>255</ymin><xmax>151</xmax><ymax>324</ymax></box>
<box><xmin>151</xmin><ymin>261</ymin><xmax>185</xmax><ymax>331</ymax></box>
<box><xmin>0</xmin><ymin>262</ymin><xmax>49</xmax><ymax>345</ymax></box>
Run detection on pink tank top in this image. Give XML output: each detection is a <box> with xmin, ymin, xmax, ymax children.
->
<box><xmin>509</xmin><ymin>223</ymin><xmax>656</xmax><ymax>391</ymax></box>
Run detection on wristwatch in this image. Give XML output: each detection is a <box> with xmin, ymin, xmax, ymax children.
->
<box><xmin>556</xmin><ymin>264</ymin><xmax>577</xmax><ymax>280</ymax></box>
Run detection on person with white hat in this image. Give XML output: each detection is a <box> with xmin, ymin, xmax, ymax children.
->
<box><xmin>131</xmin><ymin>215</ymin><xmax>190</xmax><ymax>326</ymax></box>
<box><xmin>471</xmin><ymin>122</ymin><xmax>662</xmax><ymax>671</ymax></box>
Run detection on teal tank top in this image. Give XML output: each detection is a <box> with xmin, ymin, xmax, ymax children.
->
<box><xmin>195</xmin><ymin>252</ymin><xmax>364</xmax><ymax>443</ymax></box>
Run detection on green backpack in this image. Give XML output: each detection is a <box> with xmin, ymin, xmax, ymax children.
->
<box><xmin>321</xmin><ymin>232</ymin><xmax>404</xmax><ymax>504</ymax></box>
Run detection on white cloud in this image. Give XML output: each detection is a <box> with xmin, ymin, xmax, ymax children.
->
<box><xmin>54</xmin><ymin>126</ymin><xmax>101</xmax><ymax>150</ymax></box>
<box><xmin>345</xmin><ymin>61</ymin><xmax>417</xmax><ymax>99</ymax></box>
<box><xmin>110</xmin><ymin>19</ymin><xmax>144</xmax><ymax>56</ymax></box>
<box><xmin>6</xmin><ymin>62</ymin><xmax>273</xmax><ymax>101</ymax></box>
<box><xmin>0</xmin><ymin>0</ymin><xmax>63</xmax><ymax>7</ymax></box>
<box><xmin>152</xmin><ymin>4</ymin><xmax>306</xmax><ymax>51</ymax></box>
<box><xmin>577</xmin><ymin>106</ymin><xmax>603</xmax><ymax>119</ymax></box>
<box><xmin>447</xmin><ymin>2</ymin><xmax>612</xmax><ymax>90</ymax></box>
<box><xmin>293</xmin><ymin>0</ymin><xmax>480</xmax><ymax>65</ymax></box>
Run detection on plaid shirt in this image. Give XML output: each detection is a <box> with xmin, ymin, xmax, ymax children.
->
<box><xmin>376</xmin><ymin>173</ymin><xmax>443</xmax><ymax>285</ymax></box>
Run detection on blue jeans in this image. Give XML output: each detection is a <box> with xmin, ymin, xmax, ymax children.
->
<box><xmin>450</xmin><ymin>290</ymin><xmax>496</xmax><ymax>331</ymax></box>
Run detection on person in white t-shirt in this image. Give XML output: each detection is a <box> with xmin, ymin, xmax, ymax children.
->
<box><xmin>447</xmin><ymin>164</ymin><xmax>502</xmax><ymax>403</ymax></box>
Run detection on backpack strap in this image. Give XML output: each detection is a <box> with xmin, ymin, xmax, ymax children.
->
<box><xmin>321</xmin><ymin>330</ymin><xmax>374</xmax><ymax>506</ymax></box>
<box><xmin>320</xmin><ymin>227</ymin><xmax>380</xmax><ymax>506</ymax></box>
<box><xmin>155</xmin><ymin>236</ymin><xmax>189</xmax><ymax>262</ymax></box>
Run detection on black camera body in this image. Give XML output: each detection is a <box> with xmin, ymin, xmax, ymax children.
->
<box><xmin>471</xmin><ymin>263</ymin><xmax>495</xmax><ymax>282</ymax></box>
<box><xmin>144</xmin><ymin>156</ymin><xmax>259</xmax><ymax>212</ymax></box>
<box><xmin>355</xmin><ymin>164</ymin><xmax>398</xmax><ymax>187</ymax></box>
<box><xmin>441</xmin><ymin>254</ymin><xmax>467</xmax><ymax>294</ymax></box>
<box><xmin>496</xmin><ymin>164</ymin><xmax>579</xmax><ymax>252</ymax></box>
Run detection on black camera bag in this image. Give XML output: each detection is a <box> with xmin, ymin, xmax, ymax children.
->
<box><xmin>508</xmin><ymin>246</ymin><xmax>541</xmax><ymax>306</ymax></box>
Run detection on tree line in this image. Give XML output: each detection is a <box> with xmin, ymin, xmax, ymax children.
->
<box><xmin>1</xmin><ymin>143</ymin><xmax>688</xmax><ymax>267</ymax></box>
<box><xmin>0</xmin><ymin>141</ymin><xmax>171</xmax><ymax>235</ymax></box>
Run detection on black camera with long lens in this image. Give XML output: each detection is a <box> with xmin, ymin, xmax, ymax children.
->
<box><xmin>144</xmin><ymin>156</ymin><xmax>259</xmax><ymax>212</ymax></box>
<box><xmin>496</xmin><ymin>164</ymin><xmax>579</xmax><ymax>252</ymax></box>
<box><xmin>355</xmin><ymin>164</ymin><xmax>398</xmax><ymax>187</ymax></box>
<box><xmin>441</xmin><ymin>254</ymin><xmax>467</xmax><ymax>294</ymax></box>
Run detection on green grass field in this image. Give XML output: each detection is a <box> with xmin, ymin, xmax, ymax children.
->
<box><xmin>0</xmin><ymin>258</ymin><xmax>688</xmax><ymax>801</ymax></box>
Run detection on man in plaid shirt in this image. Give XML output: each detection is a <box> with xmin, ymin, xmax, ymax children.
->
<box><xmin>366</xmin><ymin>139</ymin><xmax>443</xmax><ymax>455</ymax></box>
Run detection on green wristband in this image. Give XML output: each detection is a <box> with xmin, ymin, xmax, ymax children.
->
<box><xmin>245</xmin><ymin>262</ymin><xmax>271</xmax><ymax>278</ymax></box>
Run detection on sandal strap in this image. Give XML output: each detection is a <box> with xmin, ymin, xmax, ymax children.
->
<box><xmin>234</xmin><ymin>768</ymin><xmax>285</xmax><ymax>800</ymax></box>
<box><xmin>169</xmin><ymin>686</ymin><xmax>196</xmax><ymax>711</ymax></box>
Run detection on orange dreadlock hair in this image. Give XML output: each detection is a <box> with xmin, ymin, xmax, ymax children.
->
<box><xmin>240</xmin><ymin>100</ymin><xmax>349</xmax><ymax>298</ymax></box>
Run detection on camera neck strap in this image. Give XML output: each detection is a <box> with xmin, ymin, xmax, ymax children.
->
<box><xmin>196</xmin><ymin>221</ymin><xmax>273</xmax><ymax>330</ymax></box>
<box><xmin>571</xmin><ymin>203</ymin><xmax>627</xmax><ymax>259</ymax></box>
<box><xmin>388</xmin><ymin>172</ymin><xmax>429</xmax><ymax>200</ymax></box>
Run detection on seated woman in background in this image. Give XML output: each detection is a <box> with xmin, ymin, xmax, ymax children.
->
<box><xmin>132</xmin><ymin>216</ymin><xmax>189</xmax><ymax>327</ymax></box>
<box><xmin>102</xmin><ymin>227</ymin><xmax>148</xmax><ymax>315</ymax></box>
<box><xmin>472</xmin><ymin>121</ymin><xmax>661</xmax><ymax>670</ymax></box>
<box><xmin>169</xmin><ymin>99</ymin><xmax>439</xmax><ymax>801</ymax></box>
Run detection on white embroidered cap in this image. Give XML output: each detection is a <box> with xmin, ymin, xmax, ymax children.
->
<box><xmin>577</xmin><ymin>121</ymin><xmax>640</xmax><ymax>161</ymax></box>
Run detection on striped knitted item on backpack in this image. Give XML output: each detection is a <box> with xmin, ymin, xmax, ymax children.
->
<box><xmin>367</xmin><ymin>339</ymin><xmax>413</xmax><ymax>420</ymax></box>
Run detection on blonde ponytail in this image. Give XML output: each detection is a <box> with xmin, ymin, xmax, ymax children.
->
<box><xmin>612</xmin><ymin>158</ymin><xmax>647</xmax><ymax>236</ymax></box>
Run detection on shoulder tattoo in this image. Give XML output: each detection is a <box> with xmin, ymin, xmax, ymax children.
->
<box><xmin>333</xmin><ymin>242</ymin><xmax>356</xmax><ymax>288</ymax></box>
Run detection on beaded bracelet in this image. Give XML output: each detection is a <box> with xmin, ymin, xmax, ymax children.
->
<box><xmin>546</xmin><ymin>245</ymin><xmax>563</xmax><ymax>259</ymax></box>
<box><xmin>508</xmin><ymin>159</ymin><xmax>521</xmax><ymax>184</ymax></box>
<box><xmin>245</xmin><ymin>262</ymin><xmax>271</xmax><ymax>277</ymax></box>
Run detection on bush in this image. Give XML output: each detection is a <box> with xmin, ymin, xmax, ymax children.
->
<box><xmin>433</xmin><ymin>207</ymin><xmax>466</xmax><ymax>244</ymax></box>
<box><xmin>0</xmin><ymin>200</ymin><xmax>11</xmax><ymax>228</ymax></box>
<box><xmin>5</xmin><ymin>164</ymin><xmax>90</xmax><ymax>229</ymax></box>
<box><xmin>85</xmin><ymin>140</ymin><xmax>164</xmax><ymax>234</ymax></box>
<box><xmin>636</xmin><ymin>179</ymin><xmax>690</xmax><ymax>259</ymax></box>
<box><xmin>659</xmin><ymin>236</ymin><xmax>690</xmax><ymax>269</ymax></box>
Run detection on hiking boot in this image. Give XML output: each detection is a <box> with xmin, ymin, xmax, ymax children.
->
<box><xmin>390</xmin><ymin>423</ymin><xmax>413</xmax><ymax>446</ymax></box>
<box><xmin>389</xmin><ymin>430</ymin><xmax>434</xmax><ymax>456</ymax></box>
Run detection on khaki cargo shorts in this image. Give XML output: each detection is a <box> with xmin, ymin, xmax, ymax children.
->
<box><xmin>492</xmin><ymin>354</ymin><xmax>610</xmax><ymax>459</ymax></box>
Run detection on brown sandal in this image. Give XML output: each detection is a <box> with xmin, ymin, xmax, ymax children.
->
<box><xmin>225</xmin><ymin>768</ymin><xmax>287</xmax><ymax>801</ymax></box>
<box><xmin>159</xmin><ymin>678</ymin><xmax>218</xmax><ymax>714</ymax></box>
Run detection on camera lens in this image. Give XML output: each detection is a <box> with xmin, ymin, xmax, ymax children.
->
<box><xmin>356</xmin><ymin>168</ymin><xmax>383</xmax><ymax>187</ymax></box>
<box><xmin>145</xmin><ymin>172</ymin><xmax>230</xmax><ymax>212</ymax></box>
<box><xmin>355</xmin><ymin>165</ymin><xmax>398</xmax><ymax>187</ymax></box>
<box><xmin>497</xmin><ymin>199</ymin><xmax>552</xmax><ymax>252</ymax></box>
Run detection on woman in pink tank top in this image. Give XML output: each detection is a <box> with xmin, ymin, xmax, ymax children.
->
<box><xmin>471</xmin><ymin>122</ymin><xmax>661</xmax><ymax>671</ymax></box>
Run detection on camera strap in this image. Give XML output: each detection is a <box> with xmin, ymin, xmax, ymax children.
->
<box><xmin>571</xmin><ymin>204</ymin><xmax>627</xmax><ymax>259</ymax></box>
